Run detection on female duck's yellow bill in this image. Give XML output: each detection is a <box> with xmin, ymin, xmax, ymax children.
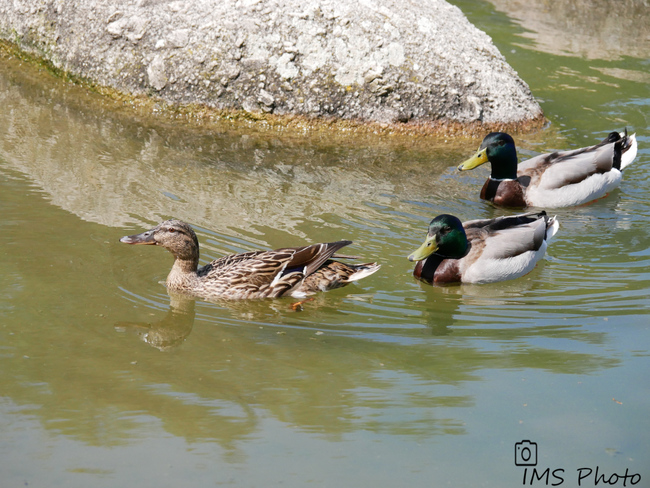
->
<box><xmin>458</xmin><ymin>147</ymin><xmax>488</xmax><ymax>171</ymax></box>
<box><xmin>408</xmin><ymin>236</ymin><xmax>438</xmax><ymax>262</ymax></box>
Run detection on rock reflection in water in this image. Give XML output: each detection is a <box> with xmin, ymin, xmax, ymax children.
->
<box><xmin>0</xmin><ymin>55</ymin><xmax>466</xmax><ymax>247</ymax></box>
<box><xmin>487</xmin><ymin>0</ymin><xmax>650</xmax><ymax>61</ymax></box>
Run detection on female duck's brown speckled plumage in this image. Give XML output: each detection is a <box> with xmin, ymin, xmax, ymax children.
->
<box><xmin>120</xmin><ymin>220</ymin><xmax>380</xmax><ymax>300</ymax></box>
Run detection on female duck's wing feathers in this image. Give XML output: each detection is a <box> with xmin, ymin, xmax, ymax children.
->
<box><xmin>294</xmin><ymin>260</ymin><xmax>381</xmax><ymax>296</ymax></box>
<box><xmin>196</xmin><ymin>241</ymin><xmax>358</xmax><ymax>298</ymax></box>
<box><xmin>279</xmin><ymin>241</ymin><xmax>353</xmax><ymax>278</ymax></box>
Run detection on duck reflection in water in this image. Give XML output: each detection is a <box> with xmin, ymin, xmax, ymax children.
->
<box><xmin>115</xmin><ymin>292</ymin><xmax>197</xmax><ymax>351</ymax></box>
<box><xmin>114</xmin><ymin>289</ymin><xmax>370</xmax><ymax>350</ymax></box>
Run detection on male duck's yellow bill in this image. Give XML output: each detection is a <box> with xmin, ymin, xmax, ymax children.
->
<box><xmin>458</xmin><ymin>147</ymin><xmax>489</xmax><ymax>171</ymax></box>
<box><xmin>408</xmin><ymin>236</ymin><xmax>438</xmax><ymax>262</ymax></box>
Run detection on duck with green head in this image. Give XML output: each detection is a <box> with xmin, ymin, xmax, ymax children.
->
<box><xmin>458</xmin><ymin>130</ymin><xmax>637</xmax><ymax>208</ymax></box>
<box><xmin>408</xmin><ymin>212</ymin><xmax>559</xmax><ymax>284</ymax></box>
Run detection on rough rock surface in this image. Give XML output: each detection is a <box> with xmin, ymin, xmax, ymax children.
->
<box><xmin>0</xmin><ymin>0</ymin><xmax>543</xmax><ymax>126</ymax></box>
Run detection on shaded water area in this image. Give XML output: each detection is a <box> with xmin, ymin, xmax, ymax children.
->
<box><xmin>1</xmin><ymin>1</ymin><xmax>649</xmax><ymax>486</ymax></box>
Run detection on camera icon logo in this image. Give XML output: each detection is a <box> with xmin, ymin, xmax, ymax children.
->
<box><xmin>514</xmin><ymin>440</ymin><xmax>538</xmax><ymax>466</ymax></box>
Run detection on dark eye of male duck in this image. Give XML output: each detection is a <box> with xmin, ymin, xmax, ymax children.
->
<box><xmin>120</xmin><ymin>220</ymin><xmax>380</xmax><ymax>300</ymax></box>
<box><xmin>458</xmin><ymin>130</ymin><xmax>637</xmax><ymax>208</ymax></box>
<box><xmin>408</xmin><ymin>212</ymin><xmax>559</xmax><ymax>284</ymax></box>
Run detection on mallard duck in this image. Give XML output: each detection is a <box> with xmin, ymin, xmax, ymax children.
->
<box><xmin>458</xmin><ymin>130</ymin><xmax>637</xmax><ymax>207</ymax></box>
<box><xmin>408</xmin><ymin>211</ymin><xmax>559</xmax><ymax>284</ymax></box>
<box><xmin>120</xmin><ymin>220</ymin><xmax>380</xmax><ymax>300</ymax></box>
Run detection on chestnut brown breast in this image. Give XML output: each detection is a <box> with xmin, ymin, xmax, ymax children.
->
<box><xmin>480</xmin><ymin>179</ymin><xmax>527</xmax><ymax>207</ymax></box>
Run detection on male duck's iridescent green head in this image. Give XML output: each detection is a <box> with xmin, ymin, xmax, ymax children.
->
<box><xmin>120</xmin><ymin>219</ymin><xmax>199</xmax><ymax>262</ymax></box>
<box><xmin>408</xmin><ymin>214</ymin><xmax>469</xmax><ymax>262</ymax></box>
<box><xmin>458</xmin><ymin>132</ymin><xmax>518</xmax><ymax>180</ymax></box>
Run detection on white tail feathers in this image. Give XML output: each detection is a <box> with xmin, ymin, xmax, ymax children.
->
<box><xmin>546</xmin><ymin>216</ymin><xmax>560</xmax><ymax>242</ymax></box>
<box><xmin>620</xmin><ymin>132</ymin><xmax>637</xmax><ymax>171</ymax></box>
<box><xmin>347</xmin><ymin>263</ymin><xmax>381</xmax><ymax>282</ymax></box>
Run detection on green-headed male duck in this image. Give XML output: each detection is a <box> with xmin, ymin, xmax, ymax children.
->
<box><xmin>408</xmin><ymin>212</ymin><xmax>558</xmax><ymax>284</ymax></box>
<box><xmin>458</xmin><ymin>130</ymin><xmax>637</xmax><ymax>208</ymax></box>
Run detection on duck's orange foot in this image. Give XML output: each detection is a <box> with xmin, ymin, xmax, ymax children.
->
<box><xmin>291</xmin><ymin>298</ymin><xmax>314</xmax><ymax>311</ymax></box>
<box><xmin>581</xmin><ymin>193</ymin><xmax>610</xmax><ymax>206</ymax></box>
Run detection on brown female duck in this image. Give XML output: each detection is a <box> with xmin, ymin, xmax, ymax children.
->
<box><xmin>120</xmin><ymin>220</ymin><xmax>380</xmax><ymax>300</ymax></box>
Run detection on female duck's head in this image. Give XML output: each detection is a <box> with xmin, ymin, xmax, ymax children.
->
<box><xmin>120</xmin><ymin>219</ymin><xmax>199</xmax><ymax>261</ymax></box>
<box><xmin>408</xmin><ymin>214</ymin><xmax>468</xmax><ymax>262</ymax></box>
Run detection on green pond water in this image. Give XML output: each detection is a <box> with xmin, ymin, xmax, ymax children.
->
<box><xmin>1</xmin><ymin>1</ymin><xmax>649</xmax><ymax>487</ymax></box>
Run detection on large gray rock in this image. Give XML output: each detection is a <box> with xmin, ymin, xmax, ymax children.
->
<box><xmin>0</xmin><ymin>0</ymin><xmax>543</xmax><ymax>127</ymax></box>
